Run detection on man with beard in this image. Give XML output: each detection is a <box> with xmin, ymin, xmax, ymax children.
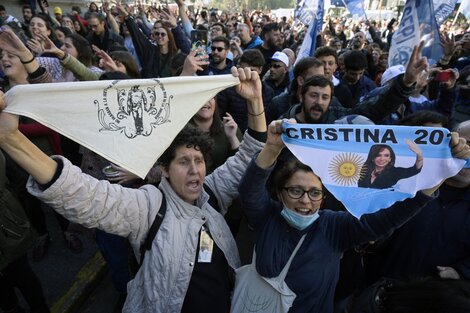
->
<box><xmin>281</xmin><ymin>41</ymin><xmax>427</xmax><ymax>125</ymax></box>
<box><xmin>266</xmin><ymin>57</ymin><xmax>344</xmax><ymax>123</ymax></box>
<box><xmin>199</xmin><ymin>36</ymin><xmax>232</xmax><ymax>76</ymax></box>
<box><xmin>254</xmin><ymin>23</ymin><xmax>282</xmax><ymax>76</ymax></box>
<box><xmin>340</xmin><ymin>50</ymin><xmax>376</xmax><ymax>107</ymax></box>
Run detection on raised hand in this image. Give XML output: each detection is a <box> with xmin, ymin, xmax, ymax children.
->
<box><xmin>450</xmin><ymin>132</ymin><xmax>470</xmax><ymax>160</ymax></box>
<box><xmin>0</xmin><ymin>27</ymin><xmax>31</xmax><ymax>59</ymax></box>
<box><xmin>37</xmin><ymin>34</ymin><xmax>63</xmax><ymax>57</ymax></box>
<box><xmin>403</xmin><ymin>41</ymin><xmax>429</xmax><ymax>87</ymax></box>
<box><xmin>27</xmin><ymin>38</ymin><xmax>44</xmax><ymax>55</ymax></box>
<box><xmin>440</xmin><ymin>34</ymin><xmax>456</xmax><ymax>59</ymax></box>
<box><xmin>180</xmin><ymin>50</ymin><xmax>209</xmax><ymax>76</ymax></box>
<box><xmin>107</xmin><ymin>163</ymin><xmax>140</xmax><ymax>185</ymax></box>
<box><xmin>223</xmin><ymin>113</ymin><xmax>238</xmax><ymax>139</ymax></box>
<box><xmin>255</xmin><ymin>119</ymin><xmax>295</xmax><ymax>168</ymax></box>
<box><xmin>159</xmin><ymin>7</ymin><xmax>177</xmax><ymax>29</ymax></box>
<box><xmin>406</xmin><ymin>139</ymin><xmax>423</xmax><ymax>169</ymax></box>
<box><xmin>231</xmin><ymin>66</ymin><xmax>262</xmax><ymax>101</ymax></box>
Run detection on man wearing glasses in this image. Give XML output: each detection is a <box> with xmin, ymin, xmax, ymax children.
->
<box><xmin>87</xmin><ymin>12</ymin><xmax>124</xmax><ymax>53</ymax></box>
<box><xmin>199</xmin><ymin>36</ymin><xmax>233</xmax><ymax>76</ymax></box>
<box><xmin>265</xmin><ymin>51</ymin><xmax>290</xmax><ymax>96</ymax></box>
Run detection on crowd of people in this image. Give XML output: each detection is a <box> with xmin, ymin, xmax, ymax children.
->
<box><xmin>0</xmin><ymin>1</ymin><xmax>470</xmax><ymax>313</ymax></box>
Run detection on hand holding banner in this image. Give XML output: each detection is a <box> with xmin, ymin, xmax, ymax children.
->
<box><xmin>282</xmin><ymin>122</ymin><xmax>468</xmax><ymax>217</ymax></box>
<box><xmin>4</xmin><ymin>75</ymin><xmax>239</xmax><ymax>178</ymax></box>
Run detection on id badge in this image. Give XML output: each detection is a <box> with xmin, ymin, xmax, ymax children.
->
<box><xmin>198</xmin><ymin>226</ymin><xmax>214</xmax><ymax>263</ymax></box>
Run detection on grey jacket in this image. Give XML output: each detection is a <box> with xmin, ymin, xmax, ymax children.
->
<box><xmin>27</xmin><ymin>131</ymin><xmax>264</xmax><ymax>313</ymax></box>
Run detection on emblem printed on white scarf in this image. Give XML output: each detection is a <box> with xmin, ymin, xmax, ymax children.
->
<box><xmin>97</xmin><ymin>80</ymin><xmax>171</xmax><ymax>138</ymax></box>
<box><xmin>5</xmin><ymin>75</ymin><xmax>239</xmax><ymax>178</ymax></box>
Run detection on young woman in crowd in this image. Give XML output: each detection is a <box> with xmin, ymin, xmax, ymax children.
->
<box><xmin>189</xmin><ymin>97</ymin><xmax>241</xmax><ymax>173</ymax></box>
<box><xmin>33</xmin><ymin>33</ymin><xmax>102</xmax><ymax>82</ymax></box>
<box><xmin>234</xmin><ymin>119</ymin><xmax>468</xmax><ymax>313</ymax></box>
<box><xmin>117</xmin><ymin>4</ymin><xmax>191</xmax><ymax>78</ymax></box>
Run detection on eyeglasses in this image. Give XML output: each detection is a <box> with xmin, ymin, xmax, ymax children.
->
<box><xmin>283</xmin><ymin>187</ymin><xmax>324</xmax><ymax>201</ymax></box>
<box><xmin>152</xmin><ymin>32</ymin><xmax>166</xmax><ymax>37</ymax></box>
<box><xmin>89</xmin><ymin>24</ymin><xmax>100</xmax><ymax>28</ymax></box>
<box><xmin>270</xmin><ymin>63</ymin><xmax>283</xmax><ymax>69</ymax></box>
<box><xmin>212</xmin><ymin>46</ymin><xmax>225</xmax><ymax>52</ymax></box>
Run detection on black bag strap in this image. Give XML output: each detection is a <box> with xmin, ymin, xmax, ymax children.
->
<box><xmin>139</xmin><ymin>192</ymin><xmax>167</xmax><ymax>265</ymax></box>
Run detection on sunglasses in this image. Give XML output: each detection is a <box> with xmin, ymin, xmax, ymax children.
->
<box><xmin>270</xmin><ymin>63</ymin><xmax>283</xmax><ymax>69</ymax></box>
<box><xmin>212</xmin><ymin>47</ymin><xmax>225</xmax><ymax>52</ymax></box>
<box><xmin>152</xmin><ymin>32</ymin><xmax>166</xmax><ymax>37</ymax></box>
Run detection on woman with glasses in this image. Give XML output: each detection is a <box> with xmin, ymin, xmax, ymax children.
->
<box><xmin>234</xmin><ymin>119</ymin><xmax>446</xmax><ymax>313</ymax></box>
<box><xmin>117</xmin><ymin>4</ymin><xmax>190</xmax><ymax>78</ymax></box>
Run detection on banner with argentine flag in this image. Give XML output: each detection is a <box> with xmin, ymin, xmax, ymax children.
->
<box><xmin>389</xmin><ymin>0</ymin><xmax>443</xmax><ymax>67</ymax></box>
<box><xmin>282</xmin><ymin>122</ymin><xmax>467</xmax><ymax>218</ymax></box>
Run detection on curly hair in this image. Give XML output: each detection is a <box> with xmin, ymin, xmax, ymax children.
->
<box><xmin>157</xmin><ymin>124</ymin><xmax>213</xmax><ymax>169</ymax></box>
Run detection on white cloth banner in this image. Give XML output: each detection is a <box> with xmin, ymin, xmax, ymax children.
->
<box><xmin>5</xmin><ymin>75</ymin><xmax>239</xmax><ymax>178</ymax></box>
<box><xmin>282</xmin><ymin>122</ymin><xmax>467</xmax><ymax>218</ymax></box>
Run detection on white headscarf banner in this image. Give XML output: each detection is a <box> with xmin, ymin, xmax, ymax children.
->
<box><xmin>5</xmin><ymin>75</ymin><xmax>239</xmax><ymax>178</ymax></box>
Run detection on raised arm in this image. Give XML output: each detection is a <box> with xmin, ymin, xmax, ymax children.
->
<box><xmin>204</xmin><ymin>67</ymin><xmax>267</xmax><ymax>214</ymax></box>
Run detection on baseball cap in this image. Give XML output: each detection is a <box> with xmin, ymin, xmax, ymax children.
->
<box><xmin>54</xmin><ymin>7</ymin><xmax>63</xmax><ymax>15</ymax></box>
<box><xmin>270</xmin><ymin>51</ymin><xmax>289</xmax><ymax>67</ymax></box>
<box><xmin>381</xmin><ymin>64</ymin><xmax>405</xmax><ymax>86</ymax></box>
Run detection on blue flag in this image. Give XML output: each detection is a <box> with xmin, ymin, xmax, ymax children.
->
<box><xmin>282</xmin><ymin>122</ymin><xmax>467</xmax><ymax>218</ymax></box>
<box><xmin>294</xmin><ymin>0</ymin><xmax>324</xmax><ymax>64</ymax></box>
<box><xmin>389</xmin><ymin>0</ymin><xmax>444</xmax><ymax>67</ymax></box>
<box><xmin>433</xmin><ymin>0</ymin><xmax>459</xmax><ymax>24</ymax></box>
<box><xmin>343</xmin><ymin>0</ymin><xmax>367</xmax><ymax>20</ymax></box>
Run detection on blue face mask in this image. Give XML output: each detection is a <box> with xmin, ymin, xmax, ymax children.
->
<box><xmin>280</xmin><ymin>207</ymin><xmax>319</xmax><ymax>231</ymax></box>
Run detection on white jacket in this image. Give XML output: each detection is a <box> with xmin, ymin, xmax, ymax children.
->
<box><xmin>27</xmin><ymin>131</ymin><xmax>264</xmax><ymax>313</ymax></box>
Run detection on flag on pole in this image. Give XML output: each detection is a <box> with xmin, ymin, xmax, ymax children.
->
<box><xmin>282</xmin><ymin>122</ymin><xmax>467</xmax><ymax>218</ymax></box>
<box><xmin>5</xmin><ymin>75</ymin><xmax>239</xmax><ymax>178</ymax></box>
<box><xmin>458</xmin><ymin>0</ymin><xmax>470</xmax><ymax>20</ymax></box>
<box><xmin>343</xmin><ymin>0</ymin><xmax>367</xmax><ymax>21</ymax></box>
<box><xmin>294</xmin><ymin>0</ymin><xmax>324</xmax><ymax>64</ymax></box>
<box><xmin>389</xmin><ymin>0</ymin><xmax>443</xmax><ymax>67</ymax></box>
<box><xmin>433</xmin><ymin>0</ymin><xmax>459</xmax><ymax>24</ymax></box>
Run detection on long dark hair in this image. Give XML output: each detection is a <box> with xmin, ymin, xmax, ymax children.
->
<box><xmin>66</xmin><ymin>33</ymin><xmax>94</xmax><ymax>67</ymax></box>
<box><xmin>109</xmin><ymin>51</ymin><xmax>140</xmax><ymax>78</ymax></box>
<box><xmin>363</xmin><ymin>144</ymin><xmax>396</xmax><ymax>174</ymax></box>
<box><xmin>272</xmin><ymin>158</ymin><xmax>319</xmax><ymax>200</ymax></box>
<box><xmin>157</xmin><ymin>26</ymin><xmax>177</xmax><ymax>57</ymax></box>
<box><xmin>189</xmin><ymin>99</ymin><xmax>223</xmax><ymax>136</ymax></box>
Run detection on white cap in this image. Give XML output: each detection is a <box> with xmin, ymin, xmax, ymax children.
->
<box><xmin>381</xmin><ymin>65</ymin><xmax>406</xmax><ymax>86</ymax></box>
<box><xmin>270</xmin><ymin>51</ymin><xmax>289</xmax><ymax>67</ymax></box>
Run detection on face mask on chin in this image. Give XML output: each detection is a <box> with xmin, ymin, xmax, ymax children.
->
<box><xmin>280</xmin><ymin>206</ymin><xmax>319</xmax><ymax>231</ymax></box>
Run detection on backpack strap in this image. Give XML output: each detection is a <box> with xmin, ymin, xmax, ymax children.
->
<box><xmin>139</xmin><ymin>192</ymin><xmax>167</xmax><ymax>265</ymax></box>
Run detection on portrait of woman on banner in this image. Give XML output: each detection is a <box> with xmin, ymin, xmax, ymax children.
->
<box><xmin>358</xmin><ymin>142</ymin><xmax>423</xmax><ymax>189</ymax></box>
